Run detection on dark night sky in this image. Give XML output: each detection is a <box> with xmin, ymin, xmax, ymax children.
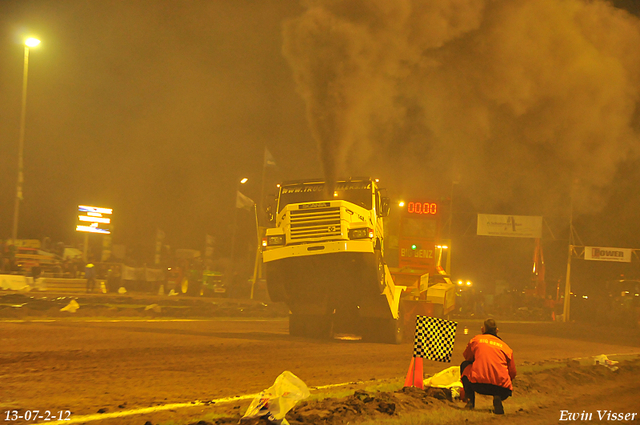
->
<box><xmin>0</xmin><ymin>1</ymin><xmax>319</xmax><ymax>250</ymax></box>
<box><xmin>1</xmin><ymin>0</ymin><xmax>639</xmax><ymax>290</ymax></box>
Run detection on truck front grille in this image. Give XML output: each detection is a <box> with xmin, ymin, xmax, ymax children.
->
<box><xmin>289</xmin><ymin>207</ymin><xmax>341</xmax><ymax>240</ymax></box>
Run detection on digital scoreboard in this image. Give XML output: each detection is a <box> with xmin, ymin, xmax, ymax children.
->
<box><xmin>405</xmin><ymin>201</ymin><xmax>437</xmax><ymax>215</ymax></box>
<box><xmin>76</xmin><ymin>205</ymin><xmax>112</xmax><ymax>234</ymax></box>
<box><xmin>398</xmin><ymin>200</ymin><xmax>440</xmax><ymax>270</ymax></box>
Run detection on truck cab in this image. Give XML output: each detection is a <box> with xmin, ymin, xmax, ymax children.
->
<box><xmin>262</xmin><ymin>178</ymin><xmax>404</xmax><ymax>342</ymax></box>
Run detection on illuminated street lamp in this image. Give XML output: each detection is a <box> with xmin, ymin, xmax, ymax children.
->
<box><xmin>25</xmin><ymin>38</ymin><xmax>41</xmax><ymax>48</ymax></box>
<box><xmin>11</xmin><ymin>37</ymin><xmax>40</xmax><ymax>242</ymax></box>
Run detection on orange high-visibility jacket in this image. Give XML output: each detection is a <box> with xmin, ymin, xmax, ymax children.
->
<box><xmin>462</xmin><ymin>333</ymin><xmax>517</xmax><ymax>390</ymax></box>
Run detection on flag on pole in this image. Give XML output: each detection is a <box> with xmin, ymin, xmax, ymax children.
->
<box><xmin>205</xmin><ymin>234</ymin><xmax>215</xmax><ymax>260</ymax></box>
<box><xmin>264</xmin><ymin>147</ymin><xmax>276</xmax><ymax>167</ymax></box>
<box><xmin>413</xmin><ymin>315</ymin><xmax>458</xmax><ymax>363</ymax></box>
<box><xmin>154</xmin><ymin>229</ymin><xmax>165</xmax><ymax>265</ymax></box>
<box><xmin>236</xmin><ymin>191</ymin><xmax>255</xmax><ymax>211</ymax></box>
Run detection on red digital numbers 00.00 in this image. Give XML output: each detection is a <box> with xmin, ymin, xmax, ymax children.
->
<box><xmin>407</xmin><ymin>202</ymin><xmax>437</xmax><ymax>215</ymax></box>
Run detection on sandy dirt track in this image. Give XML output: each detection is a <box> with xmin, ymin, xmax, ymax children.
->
<box><xmin>1</xmin><ymin>314</ymin><xmax>639</xmax><ymax>424</ymax></box>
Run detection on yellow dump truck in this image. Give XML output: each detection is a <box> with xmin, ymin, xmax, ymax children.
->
<box><xmin>262</xmin><ymin>178</ymin><xmax>405</xmax><ymax>343</ymax></box>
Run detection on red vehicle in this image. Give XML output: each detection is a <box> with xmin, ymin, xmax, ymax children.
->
<box><xmin>388</xmin><ymin>199</ymin><xmax>457</xmax><ymax>333</ymax></box>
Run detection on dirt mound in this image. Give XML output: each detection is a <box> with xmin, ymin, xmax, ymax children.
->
<box><xmin>513</xmin><ymin>358</ymin><xmax>636</xmax><ymax>394</ymax></box>
<box><xmin>186</xmin><ymin>359</ymin><xmax>639</xmax><ymax>425</ymax></box>
<box><xmin>191</xmin><ymin>387</ymin><xmax>454</xmax><ymax>425</ymax></box>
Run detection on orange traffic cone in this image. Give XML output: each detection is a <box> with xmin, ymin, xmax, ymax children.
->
<box><xmin>404</xmin><ymin>357</ymin><xmax>424</xmax><ymax>389</ymax></box>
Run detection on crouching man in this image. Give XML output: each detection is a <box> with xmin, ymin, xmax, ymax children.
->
<box><xmin>460</xmin><ymin>318</ymin><xmax>517</xmax><ymax>414</ymax></box>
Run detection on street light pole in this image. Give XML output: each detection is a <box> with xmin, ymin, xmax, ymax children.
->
<box><xmin>563</xmin><ymin>186</ymin><xmax>575</xmax><ymax>323</ymax></box>
<box><xmin>447</xmin><ymin>178</ymin><xmax>459</xmax><ymax>275</ymax></box>
<box><xmin>230</xmin><ymin>178</ymin><xmax>248</xmax><ymax>270</ymax></box>
<box><xmin>11</xmin><ymin>37</ymin><xmax>40</xmax><ymax>242</ymax></box>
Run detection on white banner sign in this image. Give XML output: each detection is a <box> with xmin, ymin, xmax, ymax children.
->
<box><xmin>477</xmin><ymin>214</ymin><xmax>543</xmax><ymax>238</ymax></box>
<box><xmin>584</xmin><ymin>246</ymin><xmax>632</xmax><ymax>262</ymax></box>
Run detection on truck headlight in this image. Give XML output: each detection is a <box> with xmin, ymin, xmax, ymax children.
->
<box><xmin>267</xmin><ymin>235</ymin><xmax>285</xmax><ymax>246</ymax></box>
<box><xmin>348</xmin><ymin>228</ymin><xmax>373</xmax><ymax>239</ymax></box>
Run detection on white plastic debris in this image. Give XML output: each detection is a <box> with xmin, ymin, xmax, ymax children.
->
<box><xmin>118</xmin><ymin>287</ymin><xmax>127</xmax><ymax>294</ymax></box>
<box><xmin>423</xmin><ymin>366</ymin><xmax>464</xmax><ymax>399</ymax></box>
<box><xmin>242</xmin><ymin>371</ymin><xmax>310</xmax><ymax>425</ymax></box>
<box><xmin>592</xmin><ymin>355</ymin><xmax>619</xmax><ymax>371</ymax></box>
<box><xmin>168</xmin><ymin>289</ymin><xmax>178</xmax><ymax>296</ymax></box>
<box><xmin>144</xmin><ymin>304</ymin><xmax>162</xmax><ymax>313</ymax></box>
<box><xmin>60</xmin><ymin>299</ymin><xmax>80</xmax><ymax>313</ymax></box>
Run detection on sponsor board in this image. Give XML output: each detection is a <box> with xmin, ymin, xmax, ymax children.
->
<box><xmin>477</xmin><ymin>214</ymin><xmax>542</xmax><ymax>238</ymax></box>
<box><xmin>584</xmin><ymin>246</ymin><xmax>632</xmax><ymax>262</ymax></box>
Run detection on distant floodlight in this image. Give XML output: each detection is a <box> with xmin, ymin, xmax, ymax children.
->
<box><xmin>25</xmin><ymin>38</ymin><xmax>40</xmax><ymax>47</ymax></box>
<box><xmin>240</xmin><ymin>178</ymin><xmax>248</xmax><ymax>184</ymax></box>
<box><xmin>399</xmin><ymin>201</ymin><xmax>405</xmax><ymax>207</ymax></box>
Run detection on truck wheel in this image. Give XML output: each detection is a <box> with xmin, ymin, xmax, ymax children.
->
<box><xmin>380</xmin><ymin>318</ymin><xmax>403</xmax><ymax>344</ymax></box>
<box><xmin>265</xmin><ymin>264</ymin><xmax>286</xmax><ymax>302</ymax></box>
<box><xmin>361</xmin><ymin>318</ymin><xmax>403</xmax><ymax>344</ymax></box>
<box><xmin>289</xmin><ymin>314</ymin><xmax>305</xmax><ymax>337</ymax></box>
<box><xmin>289</xmin><ymin>314</ymin><xmax>333</xmax><ymax>339</ymax></box>
<box><xmin>375</xmin><ymin>250</ymin><xmax>386</xmax><ymax>293</ymax></box>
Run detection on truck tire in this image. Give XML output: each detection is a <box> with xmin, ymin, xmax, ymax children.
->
<box><xmin>375</xmin><ymin>250</ymin><xmax>386</xmax><ymax>293</ymax></box>
<box><xmin>289</xmin><ymin>314</ymin><xmax>333</xmax><ymax>339</ymax></box>
<box><xmin>265</xmin><ymin>263</ymin><xmax>286</xmax><ymax>302</ymax></box>
<box><xmin>289</xmin><ymin>314</ymin><xmax>306</xmax><ymax>337</ymax></box>
<box><xmin>360</xmin><ymin>317</ymin><xmax>403</xmax><ymax>344</ymax></box>
<box><xmin>380</xmin><ymin>318</ymin><xmax>403</xmax><ymax>344</ymax></box>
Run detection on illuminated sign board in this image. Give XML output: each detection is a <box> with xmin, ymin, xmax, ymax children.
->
<box><xmin>406</xmin><ymin>201</ymin><xmax>438</xmax><ymax>215</ymax></box>
<box><xmin>398</xmin><ymin>200</ymin><xmax>440</xmax><ymax>270</ymax></box>
<box><xmin>584</xmin><ymin>246</ymin><xmax>632</xmax><ymax>263</ymax></box>
<box><xmin>477</xmin><ymin>214</ymin><xmax>542</xmax><ymax>238</ymax></box>
<box><xmin>76</xmin><ymin>205</ymin><xmax>112</xmax><ymax>234</ymax></box>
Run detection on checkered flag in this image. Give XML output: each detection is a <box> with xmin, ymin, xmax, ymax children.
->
<box><xmin>413</xmin><ymin>315</ymin><xmax>458</xmax><ymax>362</ymax></box>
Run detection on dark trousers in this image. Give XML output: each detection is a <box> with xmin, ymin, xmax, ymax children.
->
<box><xmin>460</xmin><ymin>361</ymin><xmax>512</xmax><ymax>405</ymax></box>
<box><xmin>86</xmin><ymin>277</ymin><xmax>96</xmax><ymax>293</ymax></box>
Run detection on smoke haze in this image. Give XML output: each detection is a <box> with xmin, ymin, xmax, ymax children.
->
<box><xmin>283</xmin><ymin>0</ymin><xmax>640</xmax><ymax>213</ymax></box>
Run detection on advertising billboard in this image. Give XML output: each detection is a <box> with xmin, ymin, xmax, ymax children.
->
<box><xmin>584</xmin><ymin>246</ymin><xmax>632</xmax><ymax>262</ymax></box>
<box><xmin>477</xmin><ymin>214</ymin><xmax>543</xmax><ymax>238</ymax></box>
